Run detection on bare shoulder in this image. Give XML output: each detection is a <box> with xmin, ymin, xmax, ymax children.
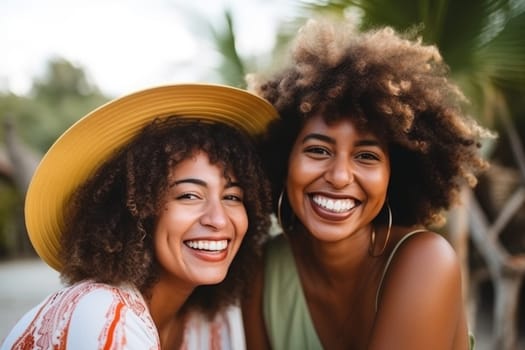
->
<box><xmin>383</xmin><ymin>230</ymin><xmax>462</xmax><ymax>300</ymax></box>
<box><xmin>391</xmin><ymin>231</ymin><xmax>460</xmax><ymax>270</ymax></box>
<box><xmin>370</xmin><ymin>231</ymin><xmax>468</xmax><ymax>349</ymax></box>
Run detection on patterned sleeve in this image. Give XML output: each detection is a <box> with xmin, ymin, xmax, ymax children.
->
<box><xmin>66</xmin><ymin>285</ymin><xmax>159</xmax><ymax>350</ymax></box>
<box><xmin>2</xmin><ymin>282</ymin><xmax>160</xmax><ymax>350</ymax></box>
<box><xmin>181</xmin><ymin>305</ymin><xmax>246</xmax><ymax>350</ymax></box>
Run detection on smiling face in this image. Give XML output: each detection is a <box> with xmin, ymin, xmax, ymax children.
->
<box><xmin>286</xmin><ymin>115</ymin><xmax>391</xmax><ymax>242</ymax></box>
<box><xmin>154</xmin><ymin>151</ymin><xmax>248</xmax><ymax>288</ymax></box>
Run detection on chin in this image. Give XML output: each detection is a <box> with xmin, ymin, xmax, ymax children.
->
<box><xmin>194</xmin><ymin>271</ymin><xmax>228</xmax><ymax>286</ymax></box>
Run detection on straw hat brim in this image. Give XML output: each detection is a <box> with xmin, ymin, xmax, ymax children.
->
<box><xmin>24</xmin><ymin>83</ymin><xmax>278</xmax><ymax>271</ymax></box>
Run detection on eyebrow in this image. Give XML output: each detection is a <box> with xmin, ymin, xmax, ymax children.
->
<box><xmin>173</xmin><ymin>178</ymin><xmax>206</xmax><ymax>187</ymax></box>
<box><xmin>170</xmin><ymin>178</ymin><xmax>242</xmax><ymax>189</ymax></box>
<box><xmin>302</xmin><ymin>133</ymin><xmax>382</xmax><ymax>147</ymax></box>
<box><xmin>302</xmin><ymin>133</ymin><xmax>335</xmax><ymax>144</ymax></box>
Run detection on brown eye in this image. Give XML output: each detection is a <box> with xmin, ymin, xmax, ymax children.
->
<box><xmin>224</xmin><ymin>194</ymin><xmax>243</xmax><ymax>202</ymax></box>
<box><xmin>356</xmin><ymin>152</ymin><xmax>379</xmax><ymax>160</ymax></box>
<box><xmin>176</xmin><ymin>193</ymin><xmax>201</xmax><ymax>200</ymax></box>
<box><xmin>355</xmin><ymin>151</ymin><xmax>381</xmax><ymax>164</ymax></box>
<box><xmin>305</xmin><ymin>146</ymin><xmax>331</xmax><ymax>156</ymax></box>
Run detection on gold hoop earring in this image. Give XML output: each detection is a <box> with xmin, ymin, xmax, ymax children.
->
<box><xmin>277</xmin><ymin>189</ymin><xmax>285</xmax><ymax>230</ymax></box>
<box><xmin>369</xmin><ymin>203</ymin><xmax>392</xmax><ymax>257</ymax></box>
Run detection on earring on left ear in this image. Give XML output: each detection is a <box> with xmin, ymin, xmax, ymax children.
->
<box><xmin>277</xmin><ymin>188</ymin><xmax>295</xmax><ymax>233</ymax></box>
<box><xmin>277</xmin><ymin>189</ymin><xmax>286</xmax><ymax>230</ymax></box>
<box><xmin>369</xmin><ymin>202</ymin><xmax>392</xmax><ymax>257</ymax></box>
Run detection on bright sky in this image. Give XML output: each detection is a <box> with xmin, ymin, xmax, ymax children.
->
<box><xmin>2</xmin><ymin>0</ymin><xmax>295</xmax><ymax>97</ymax></box>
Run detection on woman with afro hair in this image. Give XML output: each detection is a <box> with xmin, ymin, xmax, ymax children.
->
<box><xmin>242</xmin><ymin>19</ymin><xmax>493</xmax><ymax>350</ymax></box>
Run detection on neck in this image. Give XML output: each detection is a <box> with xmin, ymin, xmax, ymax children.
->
<box><xmin>145</xmin><ymin>274</ymin><xmax>195</xmax><ymax>346</ymax></box>
<box><xmin>291</xmin><ymin>226</ymin><xmax>372</xmax><ymax>285</ymax></box>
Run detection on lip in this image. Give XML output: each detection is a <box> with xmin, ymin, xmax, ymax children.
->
<box><xmin>308</xmin><ymin>193</ymin><xmax>359</xmax><ymax>221</ymax></box>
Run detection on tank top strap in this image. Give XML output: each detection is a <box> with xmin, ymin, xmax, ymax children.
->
<box><xmin>375</xmin><ymin>229</ymin><xmax>428</xmax><ymax>312</ymax></box>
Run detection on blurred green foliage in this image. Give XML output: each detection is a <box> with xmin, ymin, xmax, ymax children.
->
<box><xmin>0</xmin><ymin>58</ymin><xmax>108</xmax><ymax>152</ymax></box>
<box><xmin>0</xmin><ymin>58</ymin><xmax>109</xmax><ymax>258</ymax></box>
<box><xmin>0</xmin><ymin>182</ymin><xmax>18</xmax><ymax>257</ymax></box>
<box><xmin>293</xmin><ymin>0</ymin><xmax>525</xmax><ymax>130</ymax></box>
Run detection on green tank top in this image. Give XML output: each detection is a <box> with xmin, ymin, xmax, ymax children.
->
<box><xmin>263</xmin><ymin>234</ymin><xmax>323</xmax><ymax>350</ymax></box>
<box><xmin>262</xmin><ymin>232</ymin><xmax>475</xmax><ymax>349</ymax></box>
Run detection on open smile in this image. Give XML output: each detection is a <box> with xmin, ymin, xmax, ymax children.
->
<box><xmin>311</xmin><ymin>194</ymin><xmax>358</xmax><ymax>213</ymax></box>
<box><xmin>184</xmin><ymin>239</ymin><xmax>229</xmax><ymax>252</ymax></box>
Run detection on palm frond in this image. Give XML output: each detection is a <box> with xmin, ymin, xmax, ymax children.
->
<box><xmin>476</xmin><ymin>10</ymin><xmax>525</xmax><ymax>87</ymax></box>
<box><xmin>209</xmin><ymin>10</ymin><xmax>247</xmax><ymax>88</ymax></box>
<box><xmin>296</xmin><ymin>0</ymin><xmax>525</xmax><ymax>126</ymax></box>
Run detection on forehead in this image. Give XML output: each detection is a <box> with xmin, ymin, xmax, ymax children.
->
<box><xmin>300</xmin><ymin>114</ymin><xmax>377</xmax><ymax>137</ymax></box>
<box><xmin>169</xmin><ymin>151</ymin><xmax>236</xmax><ymax>181</ymax></box>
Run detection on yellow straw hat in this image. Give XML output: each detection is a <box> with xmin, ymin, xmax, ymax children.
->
<box><xmin>25</xmin><ymin>83</ymin><xmax>278</xmax><ymax>271</ymax></box>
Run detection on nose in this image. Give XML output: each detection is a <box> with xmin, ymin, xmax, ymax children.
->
<box><xmin>200</xmin><ymin>200</ymin><xmax>228</xmax><ymax>230</ymax></box>
<box><xmin>324</xmin><ymin>156</ymin><xmax>352</xmax><ymax>189</ymax></box>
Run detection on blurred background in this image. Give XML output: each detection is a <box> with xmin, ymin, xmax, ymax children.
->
<box><xmin>1</xmin><ymin>0</ymin><xmax>524</xmax><ymax>349</ymax></box>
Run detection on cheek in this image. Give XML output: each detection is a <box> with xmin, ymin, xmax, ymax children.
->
<box><xmin>230</xmin><ymin>210</ymin><xmax>249</xmax><ymax>253</ymax></box>
<box><xmin>155</xmin><ymin>205</ymin><xmax>189</xmax><ymax>239</ymax></box>
<box><xmin>286</xmin><ymin>154</ymin><xmax>314</xmax><ymax>189</ymax></box>
<box><xmin>362</xmin><ymin>167</ymin><xmax>391</xmax><ymax>199</ymax></box>
<box><xmin>285</xmin><ymin>173</ymin><xmax>308</xmax><ymax>219</ymax></box>
<box><xmin>369</xmin><ymin>168</ymin><xmax>390</xmax><ymax>186</ymax></box>
<box><xmin>239</xmin><ymin>215</ymin><xmax>249</xmax><ymax>237</ymax></box>
<box><xmin>232</xmin><ymin>208</ymin><xmax>249</xmax><ymax>238</ymax></box>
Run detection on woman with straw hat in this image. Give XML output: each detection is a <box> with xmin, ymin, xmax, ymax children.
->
<box><xmin>1</xmin><ymin>83</ymin><xmax>277</xmax><ymax>349</ymax></box>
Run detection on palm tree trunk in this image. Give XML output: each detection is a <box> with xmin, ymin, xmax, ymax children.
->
<box><xmin>447</xmin><ymin>187</ymin><xmax>472</xmax><ymax>321</ymax></box>
<box><xmin>493</xmin><ymin>274</ymin><xmax>524</xmax><ymax>350</ymax></box>
<box><xmin>468</xmin><ymin>188</ymin><xmax>525</xmax><ymax>350</ymax></box>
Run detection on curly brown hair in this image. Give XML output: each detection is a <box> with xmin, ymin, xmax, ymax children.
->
<box><xmin>59</xmin><ymin>117</ymin><xmax>272</xmax><ymax>317</ymax></box>
<box><xmin>249</xmin><ymin>20</ymin><xmax>494</xmax><ymax>227</ymax></box>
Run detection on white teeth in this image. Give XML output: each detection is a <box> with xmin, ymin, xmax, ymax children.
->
<box><xmin>186</xmin><ymin>240</ymin><xmax>228</xmax><ymax>251</ymax></box>
<box><xmin>312</xmin><ymin>195</ymin><xmax>355</xmax><ymax>213</ymax></box>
